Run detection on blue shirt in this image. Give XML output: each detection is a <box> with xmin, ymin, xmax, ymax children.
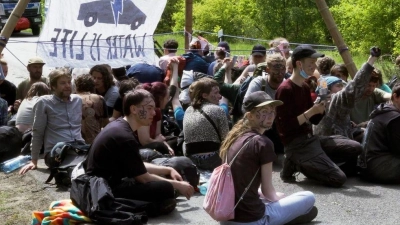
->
<box><xmin>31</xmin><ymin>94</ymin><xmax>84</xmax><ymax>161</ymax></box>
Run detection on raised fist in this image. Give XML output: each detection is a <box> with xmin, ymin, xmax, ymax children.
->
<box><xmin>370</xmin><ymin>47</ymin><xmax>381</xmax><ymax>57</ymax></box>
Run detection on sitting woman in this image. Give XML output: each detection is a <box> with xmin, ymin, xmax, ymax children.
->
<box><xmin>183</xmin><ymin>77</ymin><xmax>229</xmax><ymax>171</ymax></box>
<box><xmin>15</xmin><ymin>82</ymin><xmax>50</xmax><ymax>133</ymax></box>
<box><xmin>109</xmin><ymin>78</ymin><xmax>140</xmax><ymax>122</ymax></box>
<box><xmin>359</xmin><ymin>83</ymin><xmax>400</xmax><ymax>184</ymax></box>
<box><xmin>90</xmin><ymin>64</ymin><xmax>119</xmax><ymax>115</ymax></box>
<box><xmin>136</xmin><ymin>81</ymin><xmax>175</xmax><ymax>155</ymax></box>
<box><xmin>220</xmin><ymin>91</ymin><xmax>317</xmax><ymax>225</ymax></box>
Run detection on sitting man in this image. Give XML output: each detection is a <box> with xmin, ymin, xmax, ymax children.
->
<box><xmin>359</xmin><ymin>83</ymin><xmax>400</xmax><ymax>184</ymax></box>
<box><xmin>86</xmin><ymin>89</ymin><xmax>194</xmax><ymax>217</ymax></box>
<box><xmin>350</xmin><ymin>70</ymin><xmax>391</xmax><ymax>125</ymax></box>
<box><xmin>19</xmin><ymin>68</ymin><xmax>84</xmax><ymax>174</ymax></box>
<box><xmin>0</xmin><ymin>58</ymin><xmax>17</xmax><ymax>108</ymax></box>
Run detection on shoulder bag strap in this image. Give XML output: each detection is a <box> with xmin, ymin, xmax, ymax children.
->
<box><xmin>228</xmin><ymin>135</ymin><xmax>258</xmax><ymax>166</ymax></box>
<box><xmin>233</xmin><ymin>168</ymin><xmax>260</xmax><ymax>211</ymax></box>
<box><xmin>198</xmin><ymin>108</ymin><xmax>222</xmax><ymax>142</ymax></box>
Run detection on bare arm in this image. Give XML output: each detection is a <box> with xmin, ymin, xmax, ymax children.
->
<box><xmin>260</xmin><ymin>162</ymin><xmax>283</xmax><ymax>202</ymax></box>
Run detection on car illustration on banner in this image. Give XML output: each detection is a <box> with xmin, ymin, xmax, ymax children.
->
<box><xmin>77</xmin><ymin>0</ymin><xmax>146</xmax><ymax>30</ymax></box>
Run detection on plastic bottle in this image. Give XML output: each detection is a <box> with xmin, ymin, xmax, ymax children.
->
<box><xmin>198</xmin><ymin>182</ymin><xmax>209</xmax><ymax>195</ymax></box>
<box><xmin>0</xmin><ymin>155</ymin><xmax>32</xmax><ymax>173</ymax></box>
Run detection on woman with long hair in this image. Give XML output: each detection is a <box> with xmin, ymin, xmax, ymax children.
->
<box><xmin>15</xmin><ymin>82</ymin><xmax>50</xmax><ymax>133</ymax></box>
<box><xmin>137</xmin><ymin>81</ymin><xmax>175</xmax><ymax>155</ymax></box>
<box><xmin>219</xmin><ymin>91</ymin><xmax>317</xmax><ymax>225</ymax></box>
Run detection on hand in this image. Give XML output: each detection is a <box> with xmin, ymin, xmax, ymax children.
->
<box><xmin>168</xmin><ymin>147</ymin><xmax>175</xmax><ymax>156</ymax></box>
<box><xmin>222</xmin><ymin>58</ymin><xmax>232</xmax><ymax>68</ymax></box>
<box><xmin>312</xmin><ymin>101</ymin><xmax>326</xmax><ymax>115</ymax></box>
<box><xmin>19</xmin><ymin>162</ymin><xmax>36</xmax><ymax>175</ymax></box>
<box><xmin>154</xmin><ymin>134</ymin><xmax>166</xmax><ymax>142</ymax></box>
<box><xmin>370</xmin><ymin>46</ymin><xmax>381</xmax><ymax>57</ymax></box>
<box><xmin>276</xmin><ymin>192</ymin><xmax>285</xmax><ymax>200</ymax></box>
<box><xmin>169</xmin><ymin>168</ymin><xmax>183</xmax><ymax>181</ymax></box>
<box><xmin>175</xmin><ymin>181</ymin><xmax>194</xmax><ymax>200</ymax></box>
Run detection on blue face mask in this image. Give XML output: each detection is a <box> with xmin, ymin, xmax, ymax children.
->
<box><xmin>299</xmin><ymin>68</ymin><xmax>309</xmax><ymax>79</ymax></box>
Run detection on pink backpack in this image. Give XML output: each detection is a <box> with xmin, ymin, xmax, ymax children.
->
<box><xmin>203</xmin><ymin>136</ymin><xmax>260</xmax><ymax>221</ymax></box>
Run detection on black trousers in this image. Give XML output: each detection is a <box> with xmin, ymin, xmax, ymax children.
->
<box><xmin>360</xmin><ymin>154</ymin><xmax>400</xmax><ymax>184</ymax></box>
<box><xmin>284</xmin><ymin>134</ymin><xmax>361</xmax><ymax>187</ymax></box>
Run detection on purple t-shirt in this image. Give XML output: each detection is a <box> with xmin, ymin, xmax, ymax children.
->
<box><xmin>227</xmin><ymin>131</ymin><xmax>277</xmax><ymax>222</ymax></box>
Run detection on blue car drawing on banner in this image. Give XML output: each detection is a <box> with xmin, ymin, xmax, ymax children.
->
<box><xmin>77</xmin><ymin>0</ymin><xmax>146</xmax><ymax>30</ymax></box>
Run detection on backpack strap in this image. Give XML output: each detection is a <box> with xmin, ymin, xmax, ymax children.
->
<box><xmin>228</xmin><ymin>135</ymin><xmax>258</xmax><ymax>165</ymax></box>
<box><xmin>198</xmin><ymin>108</ymin><xmax>222</xmax><ymax>142</ymax></box>
<box><xmin>233</xmin><ymin>168</ymin><xmax>260</xmax><ymax>210</ymax></box>
<box><xmin>261</xmin><ymin>76</ymin><xmax>267</xmax><ymax>92</ymax></box>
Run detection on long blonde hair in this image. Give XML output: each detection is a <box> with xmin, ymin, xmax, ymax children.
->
<box><xmin>219</xmin><ymin>116</ymin><xmax>252</xmax><ymax>160</ymax></box>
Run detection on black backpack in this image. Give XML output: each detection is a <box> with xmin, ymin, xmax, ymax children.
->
<box><xmin>0</xmin><ymin>126</ymin><xmax>22</xmax><ymax>163</ymax></box>
<box><xmin>45</xmin><ymin>140</ymin><xmax>91</xmax><ymax>186</ymax></box>
<box><xmin>231</xmin><ymin>75</ymin><xmax>266</xmax><ymax>119</ymax></box>
<box><xmin>151</xmin><ymin>157</ymin><xmax>200</xmax><ymax>188</ymax></box>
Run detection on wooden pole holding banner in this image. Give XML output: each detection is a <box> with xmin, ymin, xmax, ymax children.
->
<box><xmin>185</xmin><ymin>0</ymin><xmax>193</xmax><ymax>53</ymax></box>
<box><xmin>0</xmin><ymin>0</ymin><xmax>30</xmax><ymax>55</ymax></box>
<box><xmin>315</xmin><ymin>0</ymin><xmax>358</xmax><ymax>79</ymax></box>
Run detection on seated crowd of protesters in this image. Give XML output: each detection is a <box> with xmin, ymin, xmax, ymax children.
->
<box><xmin>1</xmin><ymin>38</ymin><xmax>400</xmax><ymax>224</ymax></box>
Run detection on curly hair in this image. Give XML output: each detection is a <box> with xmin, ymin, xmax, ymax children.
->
<box><xmin>316</xmin><ymin>56</ymin><xmax>336</xmax><ymax>75</ymax></box>
<box><xmin>25</xmin><ymin>82</ymin><xmax>50</xmax><ymax>100</ymax></box>
<box><xmin>137</xmin><ymin>82</ymin><xmax>168</xmax><ymax>108</ymax></box>
<box><xmin>317</xmin><ymin>56</ymin><xmax>336</xmax><ymax>75</ymax></box>
<box><xmin>75</xmin><ymin>74</ymin><xmax>95</xmax><ymax>93</ymax></box>
<box><xmin>189</xmin><ymin>77</ymin><xmax>219</xmax><ymax>109</ymax></box>
<box><xmin>90</xmin><ymin>64</ymin><xmax>115</xmax><ymax>92</ymax></box>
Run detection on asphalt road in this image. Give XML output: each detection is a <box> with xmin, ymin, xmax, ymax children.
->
<box><xmin>7</xmin><ymin>33</ymin><xmax>400</xmax><ymax>225</ymax></box>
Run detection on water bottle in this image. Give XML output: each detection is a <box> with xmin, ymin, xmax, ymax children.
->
<box><xmin>198</xmin><ymin>182</ymin><xmax>209</xmax><ymax>195</ymax></box>
<box><xmin>315</xmin><ymin>77</ymin><xmax>328</xmax><ymax>103</ymax></box>
<box><xmin>0</xmin><ymin>155</ymin><xmax>32</xmax><ymax>173</ymax></box>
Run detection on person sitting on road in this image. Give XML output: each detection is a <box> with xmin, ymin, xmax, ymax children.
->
<box><xmin>314</xmin><ymin>47</ymin><xmax>381</xmax><ymax>143</ymax></box>
<box><xmin>0</xmin><ymin>58</ymin><xmax>17</xmax><ymax>108</ymax></box>
<box><xmin>358</xmin><ymin>83</ymin><xmax>400</xmax><ymax>184</ymax></box>
<box><xmin>109</xmin><ymin>77</ymin><xmax>140</xmax><ymax>122</ymax></box>
<box><xmin>183</xmin><ymin>77</ymin><xmax>229</xmax><ymax>170</ymax></box>
<box><xmin>350</xmin><ymin>70</ymin><xmax>392</xmax><ymax>126</ymax></box>
<box><xmin>219</xmin><ymin>91</ymin><xmax>318</xmax><ymax>225</ymax></box>
<box><xmin>136</xmin><ymin>82</ymin><xmax>175</xmax><ymax>155</ymax></box>
<box><xmin>15</xmin><ymin>82</ymin><xmax>50</xmax><ymax>133</ymax></box>
<box><xmin>75</xmin><ymin>74</ymin><xmax>109</xmax><ymax>144</ymax></box>
<box><xmin>19</xmin><ymin>68</ymin><xmax>85</xmax><ymax>175</ymax></box>
<box><xmin>85</xmin><ymin>89</ymin><xmax>194</xmax><ymax>217</ymax></box>
<box><xmin>316</xmin><ymin>56</ymin><xmax>336</xmax><ymax>77</ymax></box>
<box><xmin>90</xmin><ymin>64</ymin><xmax>119</xmax><ymax>116</ymax></box>
<box><xmin>235</xmin><ymin>45</ymin><xmax>267</xmax><ymax>84</ymax></box>
<box><xmin>330</xmin><ymin>64</ymin><xmax>349</xmax><ymax>82</ymax></box>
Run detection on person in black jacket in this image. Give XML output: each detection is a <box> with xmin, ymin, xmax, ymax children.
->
<box><xmin>359</xmin><ymin>83</ymin><xmax>400</xmax><ymax>183</ymax></box>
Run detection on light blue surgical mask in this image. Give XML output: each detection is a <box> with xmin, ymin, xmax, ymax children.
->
<box><xmin>299</xmin><ymin>68</ymin><xmax>309</xmax><ymax>79</ymax></box>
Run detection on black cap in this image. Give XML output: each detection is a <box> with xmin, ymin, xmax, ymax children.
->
<box><xmin>217</xmin><ymin>41</ymin><xmax>230</xmax><ymax>53</ymax></box>
<box><xmin>243</xmin><ymin>91</ymin><xmax>283</xmax><ymax>111</ymax></box>
<box><xmin>251</xmin><ymin>45</ymin><xmax>267</xmax><ymax>56</ymax></box>
<box><xmin>291</xmin><ymin>45</ymin><xmax>324</xmax><ymax>62</ymax></box>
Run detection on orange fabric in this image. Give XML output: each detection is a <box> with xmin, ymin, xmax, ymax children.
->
<box><xmin>163</xmin><ymin>56</ymin><xmax>186</xmax><ymax>86</ymax></box>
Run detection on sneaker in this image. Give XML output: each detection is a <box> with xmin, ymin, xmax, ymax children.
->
<box><xmin>146</xmin><ymin>198</ymin><xmax>177</xmax><ymax>217</ymax></box>
<box><xmin>285</xmin><ymin>206</ymin><xmax>318</xmax><ymax>225</ymax></box>
<box><xmin>280</xmin><ymin>157</ymin><xmax>297</xmax><ymax>183</ymax></box>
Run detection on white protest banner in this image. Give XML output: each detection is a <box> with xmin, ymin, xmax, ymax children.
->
<box><xmin>37</xmin><ymin>0</ymin><xmax>167</xmax><ymax>68</ymax></box>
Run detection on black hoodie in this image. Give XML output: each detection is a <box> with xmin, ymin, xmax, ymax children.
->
<box><xmin>364</xmin><ymin>103</ymin><xmax>400</xmax><ymax>161</ymax></box>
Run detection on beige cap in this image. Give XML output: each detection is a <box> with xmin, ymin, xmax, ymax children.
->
<box><xmin>28</xmin><ymin>56</ymin><xmax>45</xmax><ymax>65</ymax></box>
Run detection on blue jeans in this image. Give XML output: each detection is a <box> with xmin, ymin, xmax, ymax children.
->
<box><xmin>220</xmin><ymin>191</ymin><xmax>315</xmax><ymax>225</ymax></box>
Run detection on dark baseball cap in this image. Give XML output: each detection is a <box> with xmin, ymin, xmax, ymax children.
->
<box><xmin>292</xmin><ymin>45</ymin><xmax>324</xmax><ymax>62</ymax></box>
<box><xmin>243</xmin><ymin>91</ymin><xmax>283</xmax><ymax>111</ymax></box>
<box><xmin>251</xmin><ymin>45</ymin><xmax>267</xmax><ymax>56</ymax></box>
<box><xmin>217</xmin><ymin>41</ymin><xmax>230</xmax><ymax>53</ymax></box>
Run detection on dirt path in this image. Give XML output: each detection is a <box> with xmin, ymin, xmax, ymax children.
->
<box><xmin>0</xmin><ymin>172</ymin><xmax>56</xmax><ymax>225</ymax></box>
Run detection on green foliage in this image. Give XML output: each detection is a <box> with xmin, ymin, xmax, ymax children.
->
<box><xmin>331</xmin><ymin>0</ymin><xmax>400</xmax><ymax>55</ymax></box>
